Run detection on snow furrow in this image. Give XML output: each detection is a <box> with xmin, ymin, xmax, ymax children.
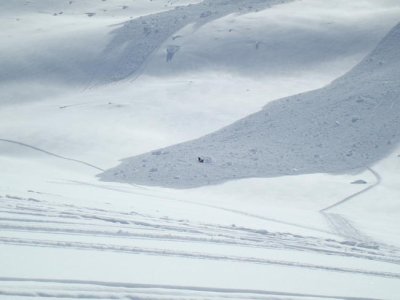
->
<box><xmin>0</xmin><ymin>139</ymin><xmax>104</xmax><ymax>171</ymax></box>
<box><xmin>0</xmin><ymin>277</ymin><xmax>383</xmax><ymax>300</ymax></box>
<box><xmin>1</xmin><ymin>236</ymin><xmax>399</xmax><ymax>280</ymax></box>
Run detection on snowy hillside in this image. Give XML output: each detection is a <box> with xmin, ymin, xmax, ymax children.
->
<box><xmin>100</xmin><ymin>22</ymin><xmax>400</xmax><ymax>188</ymax></box>
<box><xmin>1</xmin><ymin>0</ymin><xmax>400</xmax><ymax>299</ymax></box>
<box><xmin>1</xmin><ymin>0</ymin><xmax>399</xmax><ymax>163</ymax></box>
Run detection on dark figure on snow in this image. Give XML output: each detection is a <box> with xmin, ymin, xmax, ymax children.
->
<box><xmin>198</xmin><ymin>157</ymin><xmax>204</xmax><ymax>163</ymax></box>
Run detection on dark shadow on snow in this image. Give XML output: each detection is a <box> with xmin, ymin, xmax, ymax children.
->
<box><xmin>99</xmin><ymin>22</ymin><xmax>400</xmax><ymax>188</ymax></box>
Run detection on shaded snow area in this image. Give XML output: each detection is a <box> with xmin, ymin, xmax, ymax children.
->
<box><xmin>0</xmin><ymin>0</ymin><xmax>293</xmax><ymax>85</ymax></box>
<box><xmin>101</xmin><ymin>23</ymin><xmax>400</xmax><ymax>188</ymax></box>
<box><xmin>96</xmin><ymin>0</ymin><xmax>294</xmax><ymax>82</ymax></box>
<box><xmin>2</xmin><ymin>0</ymin><xmax>400</xmax><ymax>299</ymax></box>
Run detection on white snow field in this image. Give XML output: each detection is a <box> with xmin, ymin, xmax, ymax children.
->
<box><xmin>1</xmin><ymin>0</ymin><xmax>400</xmax><ymax>299</ymax></box>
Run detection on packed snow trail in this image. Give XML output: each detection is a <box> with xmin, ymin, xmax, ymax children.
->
<box><xmin>0</xmin><ymin>139</ymin><xmax>104</xmax><ymax>171</ymax></box>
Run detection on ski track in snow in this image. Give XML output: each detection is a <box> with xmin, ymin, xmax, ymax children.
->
<box><xmin>1</xmin><ymin>143</ymin><xmax>400</xmax><ymax>298</ymax></box>
<box><xmin>3</xmin><ymin>236</ymin><xmax>400</xmax><ymax>279</ymax></box>
<box><xmin>322</xmin><ymin>213</ymin><xmax>370</xmax><ymax>243</ymax></box>
<box><xmin>0</xmin><ymin>277</ymin><xmax>385</xmax><ymax>300</ymax></box>
<box><xmin>1</xmin><ymin>195</ymin><xmax>400</xmax><ymax>267</ymax></box>
<box><xmin>1</xmin><ymin>194</ymin><xmax>399</xmax><ymax>299</ymax></box>
<box><xmin>0</xmin><ymin>139</ymin><xmax>104</xmax><ymax>172</ymax></box>
<box><xmin>53</xmin><ymin>178</ymin><xmax>343</xmax><ymax>237</ymax></box>
<box><xmin>1</xmin><ymin>3</ymin><xmax>400</xmax><ymax>297</ymax></box>
<box><xmin>321</xmin><ymin>168</ymin><xmax>382</xmax><ymax>213</ymax></box>
<box><xmin>2</xmin><ymin>137</ymin><xmax>335</xmax><ymax>238</ymax></box>
<box><xmin>321</xmin><ymin>168</ymin><xmax>381</xmax><ymax>243</ymax></box>
<box><xmin>1</xmin><ymin>139</ymin><xmax>399</xmax><ymax>266</ymax></box>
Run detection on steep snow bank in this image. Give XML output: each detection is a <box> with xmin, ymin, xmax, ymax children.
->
<box><xmin>100</xmin><ymin>22</ymin><xmax>400</xmax><ymax>188</ymax></box>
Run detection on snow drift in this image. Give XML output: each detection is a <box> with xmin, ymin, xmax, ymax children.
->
<box><xmin>100</xmin><ymin>22</ymin><xmax>400</xmax><ymax>188</ymax></box>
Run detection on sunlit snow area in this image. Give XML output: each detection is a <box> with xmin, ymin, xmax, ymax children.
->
<box><xmin>1</xmin><ymin>0</ymin><xmax>400</xmax><ymax>299</ymax></box>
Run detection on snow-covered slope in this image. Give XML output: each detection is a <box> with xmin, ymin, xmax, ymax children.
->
<box><xmin>2</xmin><ymin>1</ymin><xmax>400</xmax><ymax>299</ymax></box>
<box><xmin>96</xmin><ymin>0</ymin><xmax>293</xmax><ymax>82</ymax></box>
<box><xmin>0</xmin><ymin>0</ymin><xmax>293</xmax><ymax>87</ymax></box>
<box><xmin>101</xmin><ymin>22</ymin><xmax>400</xmax><ymax>188</ymax></box>
<box><xmin>2</xmin><ymin>135</ymin><xmax>400</xmax><ymax>300</ymax></box>
<box><xmin>144</xmin><ymin>0</ymin><xmax>400</xmax><ymax>78</ymax></box>
<box><xmin>4</xmin><ymin>0</ymin><xmax>399</xmax><ymax>166</ymax></box>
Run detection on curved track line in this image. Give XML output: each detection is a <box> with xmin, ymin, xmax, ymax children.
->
<box><xmin>320</xmin><ymin>167</ymin><xmax>381</xmax><ymax>213</ymax></box>
<box><xmin>0</xmin><ymin>277</ymin><xmax>383</xmax><ymax>300</ymax></box>
<box><xmin>0</xmin><ymin>138</ymin><xmax>104</xmax><ymax>172</ymax></box>
<box><xmin>196</xmin><ymin>202</ymin><xmax>337</xmax><ymax>236</ymax></box>
<box><xmin>320</xmin><ymin>168</ymin><xmax>382</xmax><ymax>242</ymax></box>
<box><xmin>67</xmin><ymin>180</ymin><xmax>341</xmax><ymax>237</ymax></box>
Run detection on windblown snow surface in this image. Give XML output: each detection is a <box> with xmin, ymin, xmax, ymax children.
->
<box><xmin>2</xmin><ymin>0</ymin><xmax>400</xmax><ymax>299</ymax></box>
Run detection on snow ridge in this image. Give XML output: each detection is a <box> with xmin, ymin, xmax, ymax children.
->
<box><xmin>95</xmin><ymin>0</ymin><xmax>293</xmax><ymax>83</ymax></box>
